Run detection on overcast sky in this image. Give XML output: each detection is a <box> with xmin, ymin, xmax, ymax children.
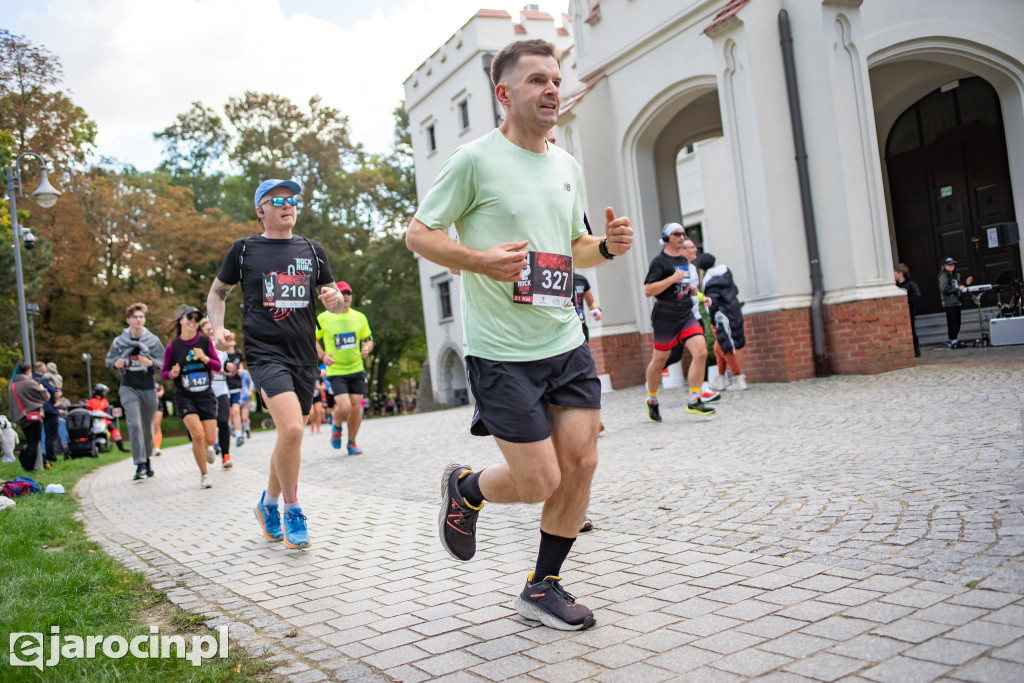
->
<box><xmin>1</xmin><ymin>0</ymin><xmax>569</xmax><ymax>170</ymax></box>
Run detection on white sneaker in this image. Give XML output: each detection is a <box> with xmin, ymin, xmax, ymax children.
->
<box><xmin>725</xmin><ymin>370</ymin><xmax>736</xmax><ymax>388</ymax></box>
<box><xmin>708</xmin><ymin>372</ymin><xmax>727</xmax><ymax>392</ymax></box>
<box><xmin>200</xmin><ymin>473</ymin><xmax>213</xmax><ymax>488</ymax></box>
<box><xmin>206</xmin><ymin>446</ymin><xmax>216</xmax><ymax>464</ymax></box>
<box><xmin>731</xmin><ymin>374</ymin><xmax>748</xmax><ymax>391</ymax></box>
<box><xmin>153</xmin><ymin>448</ymin><xmax>161</xmax><ymax>457</ymax></box>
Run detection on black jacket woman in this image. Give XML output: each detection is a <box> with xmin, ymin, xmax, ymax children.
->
<box><xmin>938</xmin><ymin>257</ymin><xmax>973</xmax><ymax>348</ymax></box>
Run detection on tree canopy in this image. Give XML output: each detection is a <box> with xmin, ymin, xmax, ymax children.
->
<box><xmin>1</xmin><ymin>30</ymin><xmax>424</xmax><ymax>408</ymax></box>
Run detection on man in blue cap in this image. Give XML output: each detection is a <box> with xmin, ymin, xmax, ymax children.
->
<box><xmin>206</xmin><ymin>179</ymin><xmax>345</xmax><ymax>549</ymax></box>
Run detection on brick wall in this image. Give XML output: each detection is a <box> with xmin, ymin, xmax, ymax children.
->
<box><xmin>822</xmin><ymin>296</ymin><xmax>916</xmax><ymax>375</ymax></box>
<box><xmin>589</xmin><ymin>331</ymin><xmax>650</xmax><ymax>389</ymax></box>
<box><xmin>589</xmin><ymin>295</ymin><xmax>915</xmax><ymax>387</ymax></box>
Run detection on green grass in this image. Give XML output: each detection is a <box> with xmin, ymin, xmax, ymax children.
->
<box><xmin>0</xmin><ymin>453</ymin><xmax>278</xmax><ymax>681</ymax></box>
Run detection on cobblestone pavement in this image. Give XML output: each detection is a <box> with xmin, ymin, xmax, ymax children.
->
<box><xmin>78</xmin><ymin>348</ymin><xmax>1024</xmax><ymax>681</ymax></box>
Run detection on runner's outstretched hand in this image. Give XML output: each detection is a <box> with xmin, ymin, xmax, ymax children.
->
<box><xmin>319</xmin><ymin>286</ymin><xmax>341</xmax><ymax>309</ymax></box>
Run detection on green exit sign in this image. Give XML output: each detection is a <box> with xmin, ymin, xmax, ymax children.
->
<box><xmin>940</xmin><ymin>186</ymin><xmax>953</xmax><ymax>197</ymax></box>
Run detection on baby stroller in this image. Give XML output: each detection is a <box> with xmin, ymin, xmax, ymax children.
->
<box><xmin>65</xmin><ymin>404</ymin><xmax>105</xmax><ymax>458</ymax></box>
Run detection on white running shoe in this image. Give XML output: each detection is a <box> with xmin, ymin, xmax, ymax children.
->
<box><xmin>708</xmin><ymin>372</ymin><xmax>727</xmax><ymax>392</ymax></box>
<box><xmin>731</xmin><ymin>374</ymin><xmax>748</xmax><ymax>391</ymax></box>
<box><xmin>201</xmin><ymin>473</ymin><xmax>213</xmax><ymax>488</ymax></box>
<box><xmin>206</xmin><ymin>446</ymin><xmax>216</xmax><ymax>464</ymax></box>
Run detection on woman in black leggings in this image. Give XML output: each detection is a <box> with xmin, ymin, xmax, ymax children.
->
<box><xmin>938</xmin><ymin>257</ymin><xmax>973</xmax><ymax>348</ymax></box>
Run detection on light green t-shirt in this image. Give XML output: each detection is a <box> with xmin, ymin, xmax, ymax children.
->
<box><xmin>316</xmin><ymin>308</ymin><xmax>372</xmax><ymax>376</ymax></box>
<box><xmin>415</xmin><ymin>129</ymin><xmax>587</xmax><ymax>362</ymax></box>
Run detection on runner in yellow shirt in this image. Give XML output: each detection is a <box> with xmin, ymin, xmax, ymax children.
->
<box><xmin>316</xmin><ymin>281</ymin><xmax>373</xmax><ymax>455</ymax></box>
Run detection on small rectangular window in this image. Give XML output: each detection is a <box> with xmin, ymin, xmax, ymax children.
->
<box><xmin>458</xmin><ymin>100</ymin><xmax>470</xmax><ymax>131</ymax></box>
<box><xmin>438</xmin><ymin>281</ymin><xmax>453</xmax><ymax>321</ymax></box>
<box><xmin>427</xmin><ymin>124</ymin><xmax>436</xmax><ymax>152</ymax></box>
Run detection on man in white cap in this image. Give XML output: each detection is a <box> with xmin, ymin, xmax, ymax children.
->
<box><xmin>642</xmin><ymin>222</ymin><xmax>715</xmax><ymax>421</ymax></box>
<box><xmin>206</xmin><ymin>179</ymin><xmax>345</xmax><ymax>549</ymax></box>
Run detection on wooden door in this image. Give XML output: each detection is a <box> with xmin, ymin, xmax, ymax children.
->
<box><xmin>886</xmin><ymin>77</ymin><xmax>1020</xmax><ymax>315</ymax></box>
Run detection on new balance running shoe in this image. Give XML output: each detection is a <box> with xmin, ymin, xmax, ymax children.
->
<box><xmin>646</xmin><ymin>399</ymin><xmax>662</xmax><ymax>423</ymax></box>
<box><xmin>282</xmin><ymin>507</ymin><xmax>311</xmax><ymax>549</ymax></box>
<box><xmin>514</xmin><ymin>573</ymin><xmax>596</xmax><ymax>631</ymax></box>
<box><xmin>254</xmin><ymin>491</ymin><xmax>283</xmax><ymax>541</ymax></box>
<box><xmin>686</xmin><ymin>400</ymin><xmax>716</xmax><ymax>417</ymax></box>
<box><xmin>439</xmin><ymin>463</ymin><xmax>482</xmax><ymax>561</ymax></box>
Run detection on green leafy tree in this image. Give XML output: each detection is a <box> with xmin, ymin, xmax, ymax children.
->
<box><xmin>0</xmin><ymin>29</ymin><xmax>96</xmax><ymax>166</ymax></box>
<box><xmin>153</xmin><ymin>97</ymin><xmax>425</xmax><ymax>401</ymax></box>
<box><xmin>153</xmin><ymin>101</ymin><xmax>230</xmax><ymax>213</ymax></box>
<box><xmin>338</xmin><ymin>103</ymin><xmax>423</xmax><ymax>397</ymax></box>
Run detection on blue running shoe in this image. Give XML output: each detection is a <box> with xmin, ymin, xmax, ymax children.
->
<box><xmin>330</xmin><ymin>426</ymin><xmax>342</xmax><ymax>450</ymax></box>
<box><xmin>347</xmin><ymin>440</ymin><xmax>362</xmax><ymax>455</ymax></box>
<box><xmin>254</xmin><ymin>491</ymin><xmax>283</xmax><ymax>541</ymax></box>
<box><xmin>282</xmin><ymin>508</ymin><xmax>311</xmax><ymax>549</ymax></box>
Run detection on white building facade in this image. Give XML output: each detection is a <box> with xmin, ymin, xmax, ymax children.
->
<box><xmin>407</xmin><ymin>1</ymin><xmax>1023</xmax><ymax>405</ymax></box>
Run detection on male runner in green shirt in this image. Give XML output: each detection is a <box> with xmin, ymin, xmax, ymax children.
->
<box><xmin>316</xmin><ymin>281</ymin><xmax>373</xmax><ymax>455</ymax></box>
<box><xmin>406</xmin><ymin>38</ymin><xmax>633</xmax><ymax>631</ymax></box>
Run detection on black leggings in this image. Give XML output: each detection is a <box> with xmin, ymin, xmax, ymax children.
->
<box><xmin>19</xmin><ymin>421</ymin><xmax>42</xmax><ymax>471</ymax></box>
<box><xmin>216</xmin><ymin>394</ymin><xmax>231</xmax><ymax>456</ymax></box>
<box><xmin>945</xmin><ymin>307</ymin><xmax>962</xmax><ymax>342</ymax></box>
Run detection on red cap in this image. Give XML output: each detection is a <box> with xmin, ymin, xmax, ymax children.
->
<box><xmin>336</xmin><ymin>281</ymin><xmax>352</xmax><ymax>292</ymax></box>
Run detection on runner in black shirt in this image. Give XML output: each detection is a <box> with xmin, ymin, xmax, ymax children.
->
<box><xmin>643</xmin><ymin>225</ymin><xmax>715</xmax><ymax>421</ymax></box>
<box><xmin>206</xmin><ymin>179</ymin><xmax>344</xmax><ymax>550</ymax></box>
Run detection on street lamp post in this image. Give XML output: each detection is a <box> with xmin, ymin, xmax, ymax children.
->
<box><xmin>82</xmin><ymin>353</ymin><xmax>92</xmax><ymax>393</ymax></box>
<box><xmin>26</xmin><ymin>302</ymin><xmax>40</xmax><ymax>367</ymax></box>
<box><xmin>5</xmin><ymin>152</ymin><xmax>61</xmax><ymax>363</ymax></box>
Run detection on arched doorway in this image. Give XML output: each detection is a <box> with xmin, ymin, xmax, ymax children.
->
<box><xmin>886</xmin><ymin>76</ymin><xmax>1020</xmax><ymax>315</ymax></box>
<box><xmin>623</xmin><ymin>81</ymin><xmax>733</xmax><ymax>294</ymax></box>
<box><xmin>439</xmin><ymin>348</ymin><xmax>468</xmax><ymax>406</ymax></box>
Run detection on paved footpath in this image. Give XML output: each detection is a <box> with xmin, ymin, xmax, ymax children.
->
<box><xmin>78</xmin><ymin>347</ymin><xmax>1024</xmax><ymax>682</ymax></box>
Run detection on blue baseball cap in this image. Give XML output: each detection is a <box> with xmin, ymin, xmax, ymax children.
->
<box><xmin>254</xmin><ymin>179</ymin><xmax>302</xmax><ymax>209</ymax></box>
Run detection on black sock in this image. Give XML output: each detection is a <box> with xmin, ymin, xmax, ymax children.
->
<box><xmin>457</xmin><ymin>470</ymin><xmax>485</xmax><ymax>507</ymax></box>
<box><xmin>533</xmin><ymin>530</ymin><xmax>576</xmax><ymax>582</ymax></box>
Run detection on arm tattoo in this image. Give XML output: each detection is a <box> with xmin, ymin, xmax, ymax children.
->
<box><xmin>206</xmin><ymin>279</ymin><xmax>234</xmax><ymax>329</ymax></box>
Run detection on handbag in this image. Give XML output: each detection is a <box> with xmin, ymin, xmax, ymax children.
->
<box><xmin>10</xmin><ymin>382</ymin><xmax>43</xmax><ymax>423</ymax></box>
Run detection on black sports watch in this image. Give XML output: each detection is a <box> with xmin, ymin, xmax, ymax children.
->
<box><xmin>599</xmin><ymin>238</ymin><xmax>615</xmax><ymax>261</ymax></box>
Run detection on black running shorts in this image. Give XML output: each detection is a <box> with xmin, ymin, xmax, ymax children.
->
<box><xmin>173</xmin><ymin>389</ymin><xmax>218</xmax><ymax>422</ymax></box>
<box><xmin>249</xmin><ymin>362</ymin><xmax>318</xmax><ymax>416</ymax></box>
<box><xmin>466</xmin><ymin>342</ymin><xmax>601</xmax><ymax>443</ymax></box>
<box><xmin>328</xmin><ymin>372</ymin><xmax>367</xmax><ymax>397</ymax></box>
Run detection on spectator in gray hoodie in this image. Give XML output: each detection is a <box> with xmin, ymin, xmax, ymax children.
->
<box><xmin>105</xmin><ymin>302</ymin><xmax>164</xmax><ymax>481</ymax></box>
